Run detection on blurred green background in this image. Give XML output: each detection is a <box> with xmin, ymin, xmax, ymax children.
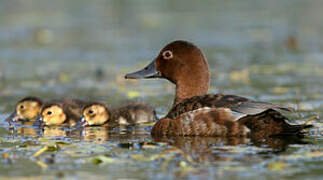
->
<box><xmin>0</xmin><ymin>0</ymin><xmax>322</xmax><ymax>179</ymax></box>
<box><xmin>0</xmin><ymin>0</ymin><xmax>322</xmax><ymax>114</ymax></box>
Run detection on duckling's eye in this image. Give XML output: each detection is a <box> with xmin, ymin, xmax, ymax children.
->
<box><xmin>47</xmin><ymin>111</ymin><xmax>52</xmax><ymax>115</ymax></box>
<box><xmin>88</xmin><ymin>110</ymin><xmax>94</xmax><ymax>114</ymax></box>
<box><xmin>20</xmin><ymin>105</ymin><xmax>24</xmax><ymax>109</ymax></box>
<box><xmin>162</xmin><ymin>50</ymin><xmax>173</xmax><ymax>60</ymax></box>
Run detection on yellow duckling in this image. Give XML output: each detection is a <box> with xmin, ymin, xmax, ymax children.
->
<box><xmin>6</xmin><ymin>96</ymin><xmax>43</xmax><ymax>122</ymax></box>
<box><xmin>81</xmin><ymin>102</ymin><xmax>157</xmax><ymax>126</ymax></box>
<box><xmin>39</xmin><ymin>99</ymin><xmax>87</xmax><ymax>127</ymax></box>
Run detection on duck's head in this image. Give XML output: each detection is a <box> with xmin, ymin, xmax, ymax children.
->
<box><xmin>81</xmin><ymin>102</ymin><xmax>110</xmax><ymax>126</ymax></box>
<box><xmin>125</xmin><ymin>40</ymin><xmax>210</xmax><ymax>104</ymax></box>
<box><xmin>6</xmin><ymin>96</ymin><xmax>43</xmax><ymax>122</ymax></box>
<box><xmin>39</xmin><ymin>103</ymin><xmax>67</xmax><ymax>126</ymax></box>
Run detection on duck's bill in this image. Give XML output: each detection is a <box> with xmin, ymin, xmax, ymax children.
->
<box><xmin>72</xmin><ymin>117</ymin><xmax>86</xmax><ymax>128</ymax></box>
<box><xmin>125</xmin><ymin>60</ymin><xmax>161</xmax><ymax>79</ymax></box>
<box><xmin>5</xmin><ymin>112</ymin><xmax>17</xmax><ymax>129</ymax></box>
<box><xmin>5</xmin><ymin>111</ymin><xmax>19</xmax><ymax>122</ymax></box>
<box><xmin>80</xmin><ymin>116</ymin><xmax>88</xmax><ymax>127</ymax></box>
<box><xmin>33</xmin><ymin>116</ymin><xmax>44</xmax><ymax>126</ymax></box>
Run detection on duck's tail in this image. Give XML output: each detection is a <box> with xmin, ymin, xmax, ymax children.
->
<box><xmin>238</xmin><ymin>109</ymin><xmax>313</xmax><ymax>138</ymax></box>
<box><xmin>273</xmin><ymin>124</ymin><xmax>313</xmax><ymax>137</ymax></box>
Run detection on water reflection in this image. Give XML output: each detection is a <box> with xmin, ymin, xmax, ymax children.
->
<box><xmin>16</xmin><ymin>121</ymin><xmax>39</xmax><ymax>137</ymax></box>
<box><xmin>42</xmin><ymin>126</ymin><xmax>68</xmax><ymax>137</ymax></box>
<box><xmin>153</xmin><ymin>136</ymin><xmax>248</xmax><ymax>162</ymax></box>
<box><xmin>11</xmin><ymin>122</ymin><xmax>310</xmax><ymax>153</ymax></box>
<box><xmin>249</xmin><ymin>136</ymin><xmax>310</xmax><ymax>152</ymax></box>
<box><xmin>83</xmin><ymin>126</ymin><xmax>109</xmax><ymax>143</ymax></box>
<box><xmin>152</xmin><ymin>134</ymin><xmax>311</xmax><ymax>162</ymax></box>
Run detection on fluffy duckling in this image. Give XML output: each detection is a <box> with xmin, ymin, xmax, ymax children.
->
<box><xmin>38</xmin><ymin>98</ymin><xmax>87</xmax><ymax>127</ymax></box>
<box><xmin>81</xmin><ymin>102</ymin><xmax>157</xmax><ymax>126</ymax></box>
<box><xmin>6</xmin><ymin>96</ymin><xmax>43</xmax><ymax>122</ymax></box>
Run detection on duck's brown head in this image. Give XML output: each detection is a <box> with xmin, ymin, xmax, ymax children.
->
<box><xmin>7</xmin><ymin>96</ymin><xmax>43</xmax><ymax>122</ymax></box>
<box><xmin>39</xmin><ymin>103</ymin><xmax>67</xmax><ymax>126</ymax></box>
<box><xmin>81</xmin><ymin>102</ymin><xmax>110</xmax><ymax>126</ymax></box>
<box><xmin>125</xmin><ymin>40</ymin><xmax>210</xmax><ymax>104</ymax></box>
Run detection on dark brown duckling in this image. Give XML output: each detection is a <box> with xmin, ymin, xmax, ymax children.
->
<box><xmin>6</xmin><ymin>96</ymin><xmax>43</xmax><ymax>122</ymax></box>
<box><xmin>125</xmin><ymin>40</ymin><xmax>312</xmax><ymax>137</ymax></box>
<box><xmin>81</xmin><ymin>101</ymin><xmax>157</xmax><ymax>126</ymax></box>
<box><xmin>38</xmin><ymin>98</ymin><xmax>87</xmax><ymax>127</ymax></box>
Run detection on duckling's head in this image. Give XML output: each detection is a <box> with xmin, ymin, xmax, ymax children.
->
<box><xmin>40</xmin><ymin>103</ymin><xmax>67</xmax><ymax>126</ymax></box>
<box><xmin>8</xmin><ymin>96</ymin><xmax>43</xmax><ymax>122</ymax></box>
<box><xmin>81</xmin><ymin>102</ymin><xmax>110</xmax><ymax>126</ymax></box>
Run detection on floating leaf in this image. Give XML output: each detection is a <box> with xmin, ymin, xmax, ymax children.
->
<box><xmin>127</xmin><ymin>91</ymin><xmax>140</xmax><ymax>98</ymax></box>
<box><xmin>38</xmin><ymin>138</ymin><xmax>52</xmax><ymax>142</ymax></box>
<box><xmin>53</xmin><ymin>141</ymin><xmax>70</xmax><ymax>146</ymax></box>
<box><xmin>273</xmin><ymin>87</ymin><xmax>289</xmax><ymax>94</ymax></box>
<box><xmin>33</xmin><ymin>145</ymin><xmax>60</xmax><ymax>158</ymax></box>
<box><xmin>266</xmin><ymin>161</ymin><xmax>287</xmax><ymax>171</ymax></box>
<box><xmin>36</xmin><ymin>160</ymin><xmax>48</xmax><ymax>169</ymax></box>
<box><xmin>91</xmin><ymin>155</ymin><xmax>116</xmax><ymax>165</ymax></box>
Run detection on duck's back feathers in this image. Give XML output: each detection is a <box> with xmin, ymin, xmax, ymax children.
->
<box><xmin>166</xmin><ymin>94</ymin><xmax>291</xmax><ymax>119</ymax></box>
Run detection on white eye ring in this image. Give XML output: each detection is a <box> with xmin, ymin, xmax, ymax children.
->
<box><xmin>162</xmin><ymin>50</ymin><xmax>173</xmax><ymax>60</ymax></box>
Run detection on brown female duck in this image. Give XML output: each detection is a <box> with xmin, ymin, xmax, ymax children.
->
<box><xmin>125</xmin><ymin>40</ymin><xmax>312</xmax><ymax>137</ymax></box>
<box><xmin>81</xmin><ymin>101</ymin><xmax>157</xmax><ymax>126</ymax></box>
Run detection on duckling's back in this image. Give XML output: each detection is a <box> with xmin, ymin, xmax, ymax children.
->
<box><xmin>111</xmin><ymin>102</ymin><xmax>157</xmax><ymax>125</ymax></box>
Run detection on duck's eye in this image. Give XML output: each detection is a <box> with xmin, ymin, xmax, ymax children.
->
<box><xmin>20</xmin><ymin>105</ymin><xmax>24</xmax><ymax>109</ymax></box>
<box><xmin>47</xmin><ymin>111</ymin><xmax>52</xmax><ymax>115</ymax></box>
<box><xmin>88</xmin><ymin>110</ymin><xmax>94</xmax><ymax>114</ymax></box>
<box><xmin>162</xmin><ymin>50</ymin><xmax>173</xmax><ymax>60</ymax></box>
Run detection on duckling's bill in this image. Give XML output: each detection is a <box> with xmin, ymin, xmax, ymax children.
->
<box><xmin>81</xmin><ymin>116</ymin><xmax>88</xmax><ymax>127</ymax></box>
<box><xmin>5</xmin><ymin>111</ymin><xmax>19</xmax><ymax>122</ymax></box>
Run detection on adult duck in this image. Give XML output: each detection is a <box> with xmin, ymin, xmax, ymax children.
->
<box><xmin>125</xmin><ymin>40</ymin><xmax>311</xmax><ymax>137</ymax></box>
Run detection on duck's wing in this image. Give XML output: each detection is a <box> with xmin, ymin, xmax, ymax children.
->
<box><xmin>166</xmin><ymin>94</ymin><xmax>292</xmax><ymax>119</ymax></box>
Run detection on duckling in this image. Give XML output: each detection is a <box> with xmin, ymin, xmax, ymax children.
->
<box><xmin>38</xmin><ymin>98</ymin><xmax>87</xmax><ymax>127</ymax></box>
<box><xmin>81</xmin><ymin>102</ymin><xmax>157</xmax><ymax>126</ymax></box>
<box><xmin>6</xmin><ymin>96</ymin><xmax>43</xmax><ymax>122</ymax></box>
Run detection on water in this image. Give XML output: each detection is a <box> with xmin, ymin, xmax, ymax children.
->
<box><xmin>0</xmin><ymin>0</ymin><xmax>322</xmax><ymax>179</ymax></box>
